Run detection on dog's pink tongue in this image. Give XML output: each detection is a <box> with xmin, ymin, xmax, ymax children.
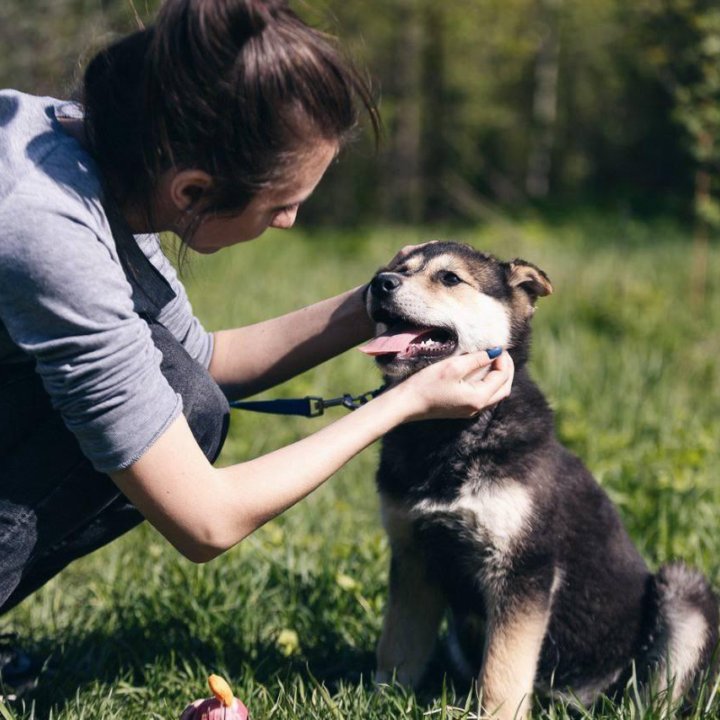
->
<box><xmin>358</xmin><ymin>326</ymin><xmax>431</xmax><ymax>356</ymax></box>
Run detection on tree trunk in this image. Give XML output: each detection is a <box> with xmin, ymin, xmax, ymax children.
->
<box><xmin>422</xmin><ymin>1</ymin><xmax>446</xmax><ymax>220</ymax></box>
<box><xmin>691</xmin><ymin>131</ymin><xmax>712</xmax><ymax>307</ymax></box>
<box><xmin>382</xmin><ymin>0</ymin><xmax>424</xmax><ymax>223</ymax></box>
<box><xmin>526</xmin><ymin>0</ymin><xmax>562</xmax><ymax>199</ymax></box>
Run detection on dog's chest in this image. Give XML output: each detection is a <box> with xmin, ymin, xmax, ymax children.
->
<box><xmin>379</xmin><ymin>423</ymin><xmax>536</xmax><ymax>598</ymax></box>
<box><xmin>411</xmin><ymin>480</ymin><xmax>533</xmax><ymax>556</ymax></box>
<box><xmin>382</xmin><ymin>473</ymin><xmax>535</xmax><ymax>600</ymax></box>
<box><xmin>379</xmin><ymin>426</ymin><xmax>532</xmax><ymax>548</ymax></box>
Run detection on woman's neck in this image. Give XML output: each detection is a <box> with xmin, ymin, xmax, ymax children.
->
<box><xmin>58</xmin><ymin>116</ymin><xmax>175</xmax><ymax>235</ymax></box>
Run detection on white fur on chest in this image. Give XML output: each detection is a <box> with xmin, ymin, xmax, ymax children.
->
<box><xmin>412</xmin><ymin>481</ymin><xmax>534</xmax><ymax>554</ymax></box>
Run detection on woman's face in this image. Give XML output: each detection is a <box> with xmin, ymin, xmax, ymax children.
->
<box><xmin>185</xmin><ymin>140</ymin><xmax>338</xmax><ymax>254</ymax></box>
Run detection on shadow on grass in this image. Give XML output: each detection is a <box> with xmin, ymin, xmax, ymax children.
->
<box><xmin>20</xmin><ymin>614</ymin><xmax>381</xmax><ymax>715</ymax></box>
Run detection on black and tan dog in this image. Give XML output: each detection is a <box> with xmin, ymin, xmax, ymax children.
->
<box><xmin>360</xmin><ymin>242</ymin><xmax>718</xmax><ymax>719</ymax></box>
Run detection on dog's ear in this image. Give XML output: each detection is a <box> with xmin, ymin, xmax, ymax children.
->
<box><xmin>505</xmin><ymin>260</ymin><xmax>553</xmax><ymax>302</ymax></box>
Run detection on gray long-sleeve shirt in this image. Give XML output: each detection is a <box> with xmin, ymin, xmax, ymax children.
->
<box><xmin>0</xmin><ymin>90</ymin><xmax>214</xmax><ymax>473</ymax></box>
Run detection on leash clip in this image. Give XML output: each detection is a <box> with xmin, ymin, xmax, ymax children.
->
<box><xmin>342</xmin><ymin>389</ymin><xmax>381</xmax><ymax>410</ymax></box>
<box><xmin>311</xmin><ymin>390</ymin><xmax>379</xmax><ymax>414</ymax></box>
<box><xmin>307</xmin><ymin>396</ymin><xmax>325</xmax><ymax>417</ymax></box>
<box><xmin>230</xmin><ymin>385</ymin><xmax>387</xmax><ymax>418</ymax></box>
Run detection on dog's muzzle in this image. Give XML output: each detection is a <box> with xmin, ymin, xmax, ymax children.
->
<box><xmin>371</xmin><ymin>272</ymin><xmax>403</xmax><ymax>299</ymax></box>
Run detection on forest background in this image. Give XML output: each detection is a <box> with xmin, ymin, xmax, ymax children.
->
<box><xmin>2</xmin><ymin>0</ymin><xmax>720</xmax><ymax>236</ymax></box>
<box><xmin>2</xmin><ymin>2</ymin><xmax>720</xmax><ymax>718</ymax></box>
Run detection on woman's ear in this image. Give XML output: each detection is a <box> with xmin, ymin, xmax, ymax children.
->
<box><xmin>505</xmin><ymin>259</ymin><xmax>553</xmax><ymax>300</ymax></box>
<box><xmin>168</xmin><ymin>169</ymin><xmax>213</xmax><ymax>212</ymax></box>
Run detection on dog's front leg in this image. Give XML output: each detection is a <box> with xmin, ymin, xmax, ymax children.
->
<box><xmin>376</xmin><ymin>545</ymin><xmax>446</xmax><ymax>687</ymax></box>
<box><xmin>479</xmin><ymin>595</ymin><xmax>552</xmax><ymax>720</ymax></box>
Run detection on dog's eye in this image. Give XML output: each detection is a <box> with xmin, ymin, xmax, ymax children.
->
<box><xmin>440</xmin><ymin>271</ymin><xmax>462</xmax><ymax>287</ymax></box>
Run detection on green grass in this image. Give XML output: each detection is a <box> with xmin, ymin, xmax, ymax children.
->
<box><xmin>1</xmin><ymin>214</ymin><xmax>719</xmax><ymax>719</ymax></box>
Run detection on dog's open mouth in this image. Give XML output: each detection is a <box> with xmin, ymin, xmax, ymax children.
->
<box><xmin>358</xmin><ymin>323</ymin><xmax>458</xmax><ymax>363</ymax></box>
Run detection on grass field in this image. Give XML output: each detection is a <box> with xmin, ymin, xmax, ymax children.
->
<box><xmin>1</xmin><ymin>214</ymin><xmax>719</xmax><ymax>719</ymax></box>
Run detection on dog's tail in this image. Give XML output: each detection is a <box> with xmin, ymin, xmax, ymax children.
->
<box><xmin>647</xmin><ymin>562</ymin><xmax>719</xmax><ymax>703</ymax></box>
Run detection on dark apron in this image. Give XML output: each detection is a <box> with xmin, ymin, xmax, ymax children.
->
<box><xmin>0</xmin><ymin>207</ymin><xmax>227</xmax><ymax>614</ymax></box>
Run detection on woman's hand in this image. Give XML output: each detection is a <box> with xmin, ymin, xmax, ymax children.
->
<box><xmin>386</xmin><ymin>240</ymin><xmax>438</xmax><ymax>268</ymax></box>
<box><xmin>395</xmin><ymin>349</ymin><xmax>515</xmax><ymax>422</ymax></box>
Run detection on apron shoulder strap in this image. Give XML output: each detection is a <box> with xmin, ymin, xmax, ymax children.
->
<box><xmin>104</xmin><ymin>202</ymin><xmax>177</xmax><ymax>320</ymax></box>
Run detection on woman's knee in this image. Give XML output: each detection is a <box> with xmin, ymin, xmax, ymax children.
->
<box><xmin>148</xmin><ymin>323</ymin><xmax>230</xmax><ymax>463</ymax></box>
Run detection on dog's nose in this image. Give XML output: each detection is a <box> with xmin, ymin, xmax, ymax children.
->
<box><xmin>372</xmin><ymin>272</ymin><xmax>402</xmax><ymax>296</ymax></box>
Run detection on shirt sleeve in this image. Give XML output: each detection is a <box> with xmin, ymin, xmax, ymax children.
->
<box><xmin>0</xmin><ymin>192</ymin><xmax>183</xmax><ymax>474</ymax></box>
<box><xmin>134</xmin><ymin>234</ymin><xmax>214</xmax><ymax>368</ymax></box>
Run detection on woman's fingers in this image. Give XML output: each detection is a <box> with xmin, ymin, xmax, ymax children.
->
<box><xmin>442</xmin><ymin>348</ymin><xmax>498</xmax><ymax>379</ymax></box>
<box><xmin>388</xmin><ymin>240</ymin><xmax>439</xmax><ymax>266</ymax></box>
<box><xmin>465</xmin><ymin>352</ymin><xmax>514</xmax><ymax>405</ymax></box>
<box><xmin>483</xmin><ymin>354</ymin><xmax>515</xmax><ymax>406</ymax></box>
<box><xmin>401</xmin><ymin>349</ymin><xmax>514</xmax><ymax>422</ymax></box>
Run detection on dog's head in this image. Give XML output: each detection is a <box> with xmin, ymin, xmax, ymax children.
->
<box><xmin>361</xmin><ymin>242</ymin><xmax>552</xmax><ymax>380</ymax></box>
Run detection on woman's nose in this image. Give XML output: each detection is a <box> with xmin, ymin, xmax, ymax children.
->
<box><xmin>270</xmin><ymin>206</ymin><xmax>299</xmax><ymax>230</ymax></box>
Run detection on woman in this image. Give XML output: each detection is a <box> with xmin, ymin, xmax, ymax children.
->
<box><xmin>0</xmin><ymin>0</ymin><xmax>513</xmax><ymax>661</ymax></box>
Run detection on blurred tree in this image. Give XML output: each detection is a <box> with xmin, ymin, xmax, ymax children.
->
<box><xmin>526</xmin><ymin>0</ymin><xmax>562</xmax><ymax>198</ymax></box>
<box><xmin>0</xmin><ymin>1</ymin><xmax>155</xmax><ymax>96</ymax></box>
<box><xmin>381</xmin><ymin>0</ymin><xmax>423</xmax><ymax>223</ymax></box>
<box><xmin>635</xmin><ymin>0</ymin><xmax>720</xmax><ymax>298</ymax></box>
<box><xmin>0</xmin><ymin>0</ymin><xmax>716</xmax><ymax>228</ymax></box>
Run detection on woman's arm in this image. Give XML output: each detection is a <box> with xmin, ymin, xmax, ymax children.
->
<box><xmin>208</xmin><ymin>285</ymin><xmax>373</xmax><ymax>399</ymax></box>
<box><xmin>111</xmin><ymin>350</ymin><xmax>514</xmax><ymax>562</ymax></box>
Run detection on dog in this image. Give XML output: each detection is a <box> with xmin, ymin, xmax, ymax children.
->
<box><xmin>360</xmin><ymin>241</ymin><xmax>718</xmax><ymax>719</ymax></box>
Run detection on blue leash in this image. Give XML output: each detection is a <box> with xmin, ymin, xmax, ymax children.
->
<box><xmin>230</xmin><ymin>385</ymin><xmax>386</xmax><ymax>418</ymax></box>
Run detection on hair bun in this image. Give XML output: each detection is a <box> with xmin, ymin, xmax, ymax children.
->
<box><xmin>155</xmin><ymin>0</ymin><xmax>290</xmax><ymax>49</ymax></box>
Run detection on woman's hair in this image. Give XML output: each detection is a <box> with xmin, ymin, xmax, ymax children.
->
<box><xmin>82</xmin><ymin>0</ymin><xmax>379</xmax><ymax>231</ymax></box>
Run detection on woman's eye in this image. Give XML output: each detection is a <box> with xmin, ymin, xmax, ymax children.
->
<box><xmin>440</xmin><ymin>271</ymin><xmax>462</xmax><ymax>286</ymax></box>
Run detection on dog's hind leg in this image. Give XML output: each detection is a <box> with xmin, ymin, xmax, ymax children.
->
<box><xmin>648</xmin><ymin>563</ymin><xmax>719</xmax><ymax>704</ymax></box>
<box><xmin>375</xmin><ymin>544</ymin><xmax>446</xmax><ymax>687</ymax></box>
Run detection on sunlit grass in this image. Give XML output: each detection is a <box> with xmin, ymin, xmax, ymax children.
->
<box><xmin>1</xmin><ymin>214</ymin><xmax>719</xmax><ymax>718</ymax></box>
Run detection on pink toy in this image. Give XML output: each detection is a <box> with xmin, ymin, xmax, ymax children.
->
<box><xmin>180</xmin><ymin>675</ymin><xmax>249</xmax><ymax>720</ymax></box>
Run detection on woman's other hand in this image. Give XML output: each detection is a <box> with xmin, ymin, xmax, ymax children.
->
<box><xmin>386</xmin><ymin>240</ymin><xmax>438</xmax><ymax>268</ymax></box>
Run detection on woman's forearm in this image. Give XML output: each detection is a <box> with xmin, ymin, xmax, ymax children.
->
<box><xmin>112</xmin><ymin>382</ymin><xmax>410</xmax><ymax>561</ymax></box>
<box><xmin>208</xmin><ymin>285</ymin><xmax>373</xmax><ymax>399</ymax></box>
<box><xmin>111</xmin><ymin>350</ymin><xmax>513</xmax><ymax>562</ymax></box>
